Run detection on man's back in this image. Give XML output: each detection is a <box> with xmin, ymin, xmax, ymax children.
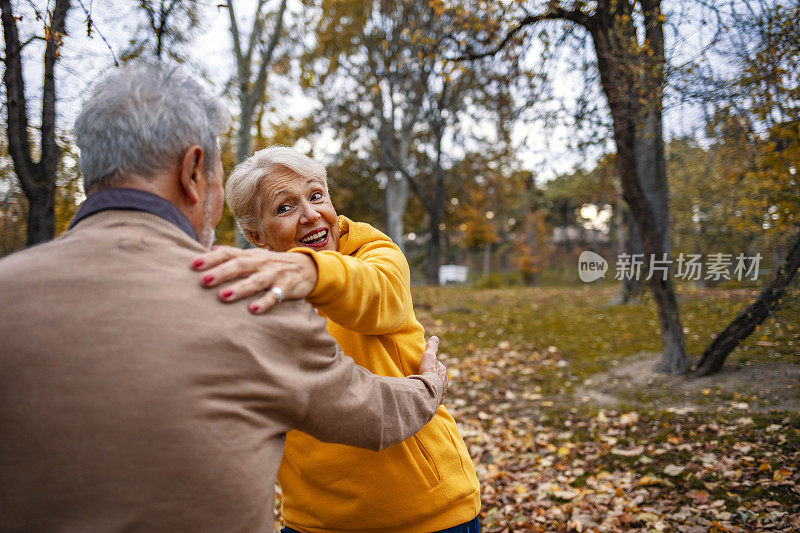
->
<box><xmin>0</xmin><ymin>210</ymin><xmax>439</xmax><ymax>531</ymax></box>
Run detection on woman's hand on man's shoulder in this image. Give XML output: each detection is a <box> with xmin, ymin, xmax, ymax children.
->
<box><xmin>191</xmin><ymin>245</ymin><xmax>318</xmax><ymax>314</ymax></box>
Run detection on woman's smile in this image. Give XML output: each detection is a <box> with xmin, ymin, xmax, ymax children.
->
<box><xmin>298</xmin><ymin>228</ymin><xmax>329</xmax><ymax>248</ymax></box>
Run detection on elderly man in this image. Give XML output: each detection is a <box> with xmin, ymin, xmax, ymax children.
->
<box><xmin>0</xmin><ymin>63</ymin><xmax>447</xmax><ymax>531</ymax></box>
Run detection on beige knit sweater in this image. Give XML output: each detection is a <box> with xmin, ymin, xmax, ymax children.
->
<box><xmin>0</xmin><ymin>210</ymin><xmax>442</xmax><ymax>532</ymax></box>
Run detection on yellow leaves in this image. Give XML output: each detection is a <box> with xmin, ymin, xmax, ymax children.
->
<box><xmin>633</xmin><ymin>511</ymin><xmax>660</xmax><ymax>523</ymax></box>
<box><xmin>637</xmin><ymin>475</ymin><xmax>664</xmax><ymax>486</ymax></box>
<box><xmin>773</xmin><ymin>468</ymin><xmax>792</xmax><ymax>481</ymax></box>
<box><xmin>711</xmin><ymin>520</ymin><xmax>733</xmax><ymax>532</ymax></box>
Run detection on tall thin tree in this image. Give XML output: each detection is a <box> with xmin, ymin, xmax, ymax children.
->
<box><xmin>225</xmin><ymin>0</ymin><xmax>287</xmax><ymax>247</ymax></box>
<box><xmin>1</xmin><ymin>0</ymin><xmax>71</xmax><ymax>246</ymax></box>
<box><xmin>454</xmin><ymin>0</ymin><xmax>689</xmax><ymax>374</ymax></box>
<box><xmin>226</xmin><ymin>0</ymin><xmax>287</xmax><ymax>165</ymax></box>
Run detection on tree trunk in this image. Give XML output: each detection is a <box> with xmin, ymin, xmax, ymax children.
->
<box><xmin>588</xmin><ymin>1</ymin><xmax>689</xmax><ymax>374</ymax></box>
<box><xmin>1</xmin><ymin>0</ymin><xmax>69</xmax><ymax>247</ymax></box>
<box><xmin>385</xmin><ymin>173</ymin><xmax>408</xmax><ymax>253</ymax></box>
<box><xmin>523</xmin><ymin>175</ymin><xmax>540</xmax><ymax>286</ymax></box>
<box><xmin>236</xmin><ymin>94</ymin><xmax>256</xmax><ymax>164</ymax></box>
<box><xmin>425</xmin><ymin>124</ymin><xmax>446</xmax><ymax>285</ymax></box>
<box><xmin>613</xmin><ymin>207</ymin><xmax>644</xmax><ymax>304</ymax></box>
<box><xmin>426</xmin><ymin>201</ymin><xmax>442</xmax><ymax>285</ymax></box>
<box><xmin>226</xmin><ymin>0</ymin><xmax>287</xmax><ymax>249</ymax></box>
<box><xmin>234</xmin><ymin>95</ymin><xmax>255</xmax><ymax>249</ymax></box>
<box><xmin>501</xmin><ymin>242</ymin><xmax>511</xmax><ymax>283</ymax></box>
<box><xmin>635</xmin><ymin>110</ymin><xmax>670</xmax><ymax>254</ymax></box>
<box><xmin>380</xmin><ymin>118</ymin><xmax>415</xmax><ymax>253</ymax></box>
<box><xmin>614</xmin><ymin>130</ymin><xmax>688</xmax><ymax>374</ymax></box>
<box><xmin>694</xmin><ymin>231</ymin><xmax>800</xmax><ymax>376</ymax></box>
<box><xmin>26</xmin><ymin>187</ymin><xmax>55</xmax><ymax>246</ymax></box>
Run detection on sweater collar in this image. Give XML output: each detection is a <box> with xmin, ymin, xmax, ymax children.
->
<box><xmin>68</xmin><ymin>188</ymin><xmax>199</xmax><ymax>242</ymax></box>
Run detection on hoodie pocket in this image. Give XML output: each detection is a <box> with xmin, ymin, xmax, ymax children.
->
<box><xmin>408</xmin><ymin>434</ymin><xmax>442</xmax><ymax>488</ymax></box>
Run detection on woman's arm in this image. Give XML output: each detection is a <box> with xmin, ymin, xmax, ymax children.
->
<box><xmin>191</xmin><ymin>239</ymin><xmax>414</xmax><ymax>335</ymax></box>
<box><xmin>291</xmin><ymin>239</ymin><xmax>414</xmax><ymax>334</ymax></box>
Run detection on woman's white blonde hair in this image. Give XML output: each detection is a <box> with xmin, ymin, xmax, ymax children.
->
<box><xmin>225</xmin><ymin>145</ymin><xmax>328</xmax><ymax>237</ymax></box>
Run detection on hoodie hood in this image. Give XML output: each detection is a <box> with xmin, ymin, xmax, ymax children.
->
<box><xmin>336</xmin><ymin>215</ymin><xmax>396</xmax><ymax>256</ymax></box>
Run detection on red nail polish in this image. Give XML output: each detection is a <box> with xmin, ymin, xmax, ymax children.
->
<box><xmin>250</xmin><ymin>303</ymin><xmax>260</xmax><ymax>312</ymax></box>
<box><xmin>193</xmin><ymin>259</ymin><xmax>204</xmax><ymax>268</ymax></box>
<box><xmin>202</xmin><ymin>274</ymin><xmax>214</xmax><ymax>284</ymax></box>
<box><xmin>221</xmin><ymin>289</ymin><xmax>233</xmax><ymax>298</ymax></box>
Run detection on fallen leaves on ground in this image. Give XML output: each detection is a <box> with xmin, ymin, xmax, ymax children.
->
<box><xmin>441</xmin><ymin>343</ymin><xmax>800</xmax><ymax>532</ymax></box>
<box><xmin>414</xmin><ymin>286</ymin><xmax>800</xmax><ymax>532</ymax></box>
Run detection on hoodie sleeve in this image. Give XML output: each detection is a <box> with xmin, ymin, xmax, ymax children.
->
<box><xmin>289</xmin><ymin>235</ymin><xmax>413</xmax><ymax>336</ymax></box>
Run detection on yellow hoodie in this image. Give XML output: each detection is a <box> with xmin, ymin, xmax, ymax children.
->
<box><xmin>279</xmin><ymin>216</ymin><xmax>480</xmax><ymax>533</ymax></box>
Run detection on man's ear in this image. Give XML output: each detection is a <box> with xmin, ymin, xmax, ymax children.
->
<box><xmin>245</xmin><ymin>229</ymin><xmax>266</xmax><ymax>248</ymax></box>
<box><xmin>178</xmin><ymin>145</ymin><xmax>205</xmax><ymax>205</ymax></box>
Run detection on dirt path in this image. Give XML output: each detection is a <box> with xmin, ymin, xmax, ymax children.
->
<box><xmin>575</xmin><ymin>353</ymin><xmax>800</xmax><ymax>413</ymax></box>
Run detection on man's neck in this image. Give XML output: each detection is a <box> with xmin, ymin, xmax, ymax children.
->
<box><xmin>69</xmin><ymin>187</ymin><xmax>200</xmax><ymax>243</ymax></box>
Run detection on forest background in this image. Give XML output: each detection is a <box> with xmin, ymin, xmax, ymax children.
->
<box><xmin>1</xmin><ymin>0</ymin><xmax>798</xmax><ymax>530</ymax></box>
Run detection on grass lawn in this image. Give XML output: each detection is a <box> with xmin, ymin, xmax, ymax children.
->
<box><xmin>411</xmin><ymin>283</ymin><xmax>800</xmax><ymax>532</ymax></box>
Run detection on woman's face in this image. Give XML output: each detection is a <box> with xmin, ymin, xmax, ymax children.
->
<box><xmin>253</xmin><ymin>169</ymin><xmax>340</xmax><ymax>252</ymax></box>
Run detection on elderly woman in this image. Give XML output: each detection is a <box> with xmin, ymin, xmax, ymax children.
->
<box><xmin>192</xmin><ymin>146</ymin><xmax>480</xmax><ymax>533</ymax></box>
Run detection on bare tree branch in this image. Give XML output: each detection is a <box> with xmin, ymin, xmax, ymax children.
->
<box><xmin>74</xmin><ymin>0</ymin><xmax>118</xmax><ymax>65</ymax></box>
<box><xmin>1</xmin><ymin>0</ymin><xmax>36</xmax><ymax>193</ymax></box>
<box><xmin>20</xmin><ymin>35</ymin><xmax>46</xmax><ymax>49</ymax></box>
<box><xmin>244</xmin><ymin>0</ymin><xmax>268</xmax><ymax>69</ymax></box>
<box><xmin>225</xmin><ymin>0</ymin><xmax>246</xmax><ymax>83</ymax></box>
<box><xmin>252</xmin><ymin>0</ymin><xmax>287</xmax><ymax>109</ymax></box>
<box><xmin>41</xmin><ymin>0</ymin><xmax>71</xmax><ymax>182</ymax></box>
<box><xmin>455</xmin><ymin>7</ymin><xmax>592</xmax><ymax>61</ymax></box>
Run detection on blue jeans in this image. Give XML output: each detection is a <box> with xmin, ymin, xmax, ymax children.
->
<box><xmin>281</xmin><ymin>516</ymin><xmax>480</xmax><ymax>533</ymax></box>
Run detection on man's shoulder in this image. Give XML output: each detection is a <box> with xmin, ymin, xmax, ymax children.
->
<box><xmin>0</xmin><ymin>222</ymin><xmax>190</xmax><ymax>282</ymax></box>
<box><xmin>0</xmin><ymin>236</ymin><xmax>69</xmax><ymax>278</ymax></box>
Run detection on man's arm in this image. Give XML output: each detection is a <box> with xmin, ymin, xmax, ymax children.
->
<box><xmin>245</xmin><ymin>301</ymin><xmax>447</xmax><ymax>451</ymax></box>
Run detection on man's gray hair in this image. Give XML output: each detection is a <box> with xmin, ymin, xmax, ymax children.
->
<box><xmin>226</xmin><ymin>145</ymin><xmax>327</xmax><ymax>237</ymax></box>
<box><xmin>75</xmin><ymin>62</ymin><xmax>230</xmax><ymax>192</ymax></box>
